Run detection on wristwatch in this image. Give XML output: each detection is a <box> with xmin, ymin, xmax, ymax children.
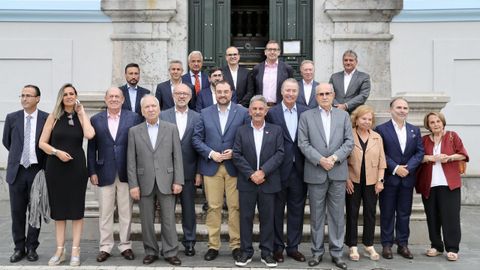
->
<box><xmin>378</xmin><ymin>179</ymin><xmax>384</xmax><ymax>183</ymax></box>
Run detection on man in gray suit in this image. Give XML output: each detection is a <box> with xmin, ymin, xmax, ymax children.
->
<box><xmin>127</xmin><ymin>95</ymin><xmax>184</xmax><ymax>266</ymax></box>
<box><xmin>160</xmin><ymin>84</ymin><xmax>201</xmax><ymax>257</ymax></box>
<box><xmin>298</xmin><ymin>83</ymin><xmax>354</xmax><ymax>270</ymax></box>
<box><xmin>329</xmin><ymin>50</ymin><xmax>371</xmax><ymax>113</ymax></box>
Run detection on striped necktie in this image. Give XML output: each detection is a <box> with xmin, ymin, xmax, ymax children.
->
<box><xmin>21</xmin><ymin>115</ymin><xmax>32</xmax><ymax>168</ymax></box>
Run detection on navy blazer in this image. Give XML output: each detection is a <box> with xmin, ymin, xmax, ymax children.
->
<box><xmin>182</xmin><ymin>71</ymin><xmax>209</xmax><ymax>93</ymax></box>
<box><xmin>222</xmin><ymin>66</ymin><xmax>254</xmax><ymax>107</ymax></box>
<box><xmin>297</xmin><ymin>80</ymin><xmax>319</xmax><ymax>109</ymax></box>
<box><xmin>155</xmin><ymin>80</ymin><xmax>196</xmax><ymax>111</ymax></box>
<box><xmin>265</xmin><ymin>103</ymin><xmax>308</xmax><ymax>185</ymax></box>
<box><xmin>192</xmin><ymin>103</ymin><xmax>250</xmax><ymax>177</ymax></box>
<box><xmin>232</xmin><ymin>122</ymin><xmax>284</xmax><ymax>193</ymax></box>
<box><xmin>252</xmin><ymin>61</ymin><xmax>294</xmax><ymax>103</ymax></box>
<box><xmin>375</xmin><ymin>120</ymin><xmax>424</xmax><ymax>188</ymax></box>
<box><xmin>87</xmin><ymin>109</ymin><xmax>142</xmax><ymax>186</ymax></box>
<box><xmin>2</xmin><ymin>109</ymin><xmax>48</xmax><ymax>184</ymax></box>
<box><xmin>160</xmin><ymin>107</ymin><xmax>200</xmax><ymax>181</ymax></box>
<box><xmin>119</xmin><ymin>84</ymin><xmax>150</xmax><ymax>115</ymax></box>
<box><xmin>196</xmin><ymin>86</ymin><xmax>238</xmax><ymax>112</ymax></box>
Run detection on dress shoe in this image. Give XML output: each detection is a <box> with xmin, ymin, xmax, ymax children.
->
<box><xmin>96</xmin><ymin>251</ymin><xmax>110</xmax><ymax>262</ymax></box>
<box><xmin>397</xmin><ymin>245</ymin><xmax>414</xmax><ymax>259</ymax></box>
<box><xmin>165</xmin><ymin>256</ymin><xmax>182</xmax><ymax>266</ymax></box>
<box><xmin>382</xmin><ymin>246</ymin><xmax>393</xmax><ymax>259</ymax></box>
<box><xmin>273</xmin><ymin>250</ymin><xmax>284</xmax><ymax>262</ymax></box>
<box><xmin>287</xmin><ymin>251</ymin><xmax>306</xmax><ymax>262</ymax></box>
<box><xmin>331</xmin><ymin>256</ymin><xmax>348</xmax><ymax>270</ymax></box>
<box><xmin>308</xmin><ymin>255</ymin><xmax>322</xmax><ymax>267</ymax></box>
<box><xmin>143</xmin><ymin>255</ymin><xmax>159</xmax><ymax>264</ymax></box>
<box><xmin>26</xmin><ymin>249</ymin><xmax>38</xmax><ymax>262</ymax></box>
<box><xmin>184</xmin><ymin>246</ymin><xmax>195</xmax><ymax>256</ymax></box>
<box><xmin>204</xmin><ymin>248</ymin><xmax>219</xmax><ymax>261</ymax></box>
<box><xmin>121</xmin><ymin>249</ymin><xmax>135</xmax><ymax>260</ymax></box>
<box><xmin>10</xmin><ymin>250</ymin><xmax>25</xmax><ymax>263</ymax></box>
<box><xmin>232</xmin><ymin>248</ymin><xmax>242</xmax><ymax>261</ymax></box>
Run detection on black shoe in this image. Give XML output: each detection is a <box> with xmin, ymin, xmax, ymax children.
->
<box><xmin>185</xmin><ymin>246</ymin><xmax>195</xmax><ymax>256</ymax></box>
<box><xmin>235</xmin><ymin>253</ymin><xmax>252</xmax><ymax>267</ymax></box>
<box><xmin>26</xmin><ymin>249</ymin><xmax>38</xmax><ymax>262</ymax></box>
<box><xmin>232</xmin><ymin>248</ymin><xmax>242</xmax><ymax>261</ymax></box>
<box><xmin>308</xmin><ymin>255</ymin><xmax>322</xmax><ymax>267</ymax></box>
<box><xmin>10</xmin><ymin>250</ymin><xmax>26</xmax><ymax>263</ymax></box>
<box><xmin>142</xmin><ymin>255</ymin><xmax>159</xmax><ymax>264</ymax></box>
<box><xmin>96</xmin><ymin>251</ymin><xmax>111</xmax><ymax>262</ymax></box>
<box><xmin>397</xmin><ymin>245</ymin><xmax>414</xmax><ymax>259</ymax></box>
<box><xmin>121</xmin><ymin>249</ymin><xmax>135</xmax><ymax>260</ymax></box>
<box><xmin>204</xmin><ymin>248</ymin><xmax>219</xmax><ymax>261</ymax></box>
<box><xmin>165</xmin><ymin>256</ymin><xmax>182</xmax><ymax>266</ymax></box>
<box><xmin>331</xmin><ymin>256</ymin><xmax>348</xmax><ymax>270</ymax></box>
<box><xmin>261</xmin><ymin>255</ymin><xmax>278</xmax><ymax>267</ymax></box>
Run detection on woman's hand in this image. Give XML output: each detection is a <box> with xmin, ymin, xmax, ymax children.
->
<box><xmin>375</xmin><ymin>181</ymin><xmax>384</xmax><ymax>194</ymax></box>
<box><xmin>346</xmin><ymin>179</ymin><xmax>354</xmax><ymax>195</ymax></box>
<box><xmin>56</xmin><ymin>150</ymin><xmax>73</xmax><ymax>162</ymax></box>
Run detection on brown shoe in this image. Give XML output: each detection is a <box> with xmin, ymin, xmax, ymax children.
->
<box><xmin>142</xmin><ymin>255</ymin><xmax>158</xmax><ymax>264</ymax></box>
<box><xmin>382</xmin><ymin>246</ymin><xmax>393</xmax><ymax>259</ymax></box>
<box><xmin>96</xmin><ymin>251</ymin><xmax>110</xmax><ymax>262</ymax></box>
<box><xmin>165</xmin><ymin>256</ymin><xmax>181</xmax><ymax>266</ymax></box>
<box><xmin>273</xmin><ymin>251</ymin><xmax>284</xmax><ymax>262</ymax></box>
<box><xmin>121</xmin><ymin>249</ymin><xmax>135</xmax><ymax>260</ymax></box>
<box><xmin>287</xmin><ymin>251</ymin><xmax>306</xmax><ymax>262</ymax></box>
<box><xmin>397</xmin><ymin>246</ymin><xmax>414</xmax><ymax>259</ymax></box>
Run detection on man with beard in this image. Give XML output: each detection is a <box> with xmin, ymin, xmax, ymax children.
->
<box><xmin>120</xmin><ymin>63</ymin><xmax>151</xmax><ymax>116</ymax></box>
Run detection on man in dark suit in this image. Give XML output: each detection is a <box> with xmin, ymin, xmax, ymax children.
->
<box><xmin>160</xmin><ymin>83</ymin><xmax>201</xmax><ymax>256</ymax></box>
<box><xmin>298</xmin><ymin>83</ymin><xmax>354</xmax><ymax>270</ymax></box>
<box><xmin>232</xmin><ymin>95</ymin><xmax>284</xmax><ymax>268</ymax></box>
<box><xmin>155</xmin><ymin>60</ymin><xmax>196</xmax><ymax>111</ymax></box>
<box><xmin>375</xmin><ymin>97</ymin><xmax>424</xmax><ymax>260</ymax></box>
<box><xmin>265</xmin><ymin>78</ymin><xmax>308</xmax><ymax>263</ymax></box>
<box><xmin>182</xmin><ymin>51</ymin><xmax>209</xmax><ymax>96</ymax></box>
<box><xmin>119</xmin><ymin>63</ymin><xmax>151</xmax><ymax>116</ymax></box>
<box><xmin>2</xmin><ymin>84</ymin><xmax>48</xmax><ymax>263</ymax></box>
<box><xmin>87</xmin><ymin>87</ymin><xmax>142</xmax><ymax>262</ymax></box>
<box><xmin>127</xmin><ymin>95</ymin><xmax>184</xmax><ymax>266</ymax></box>
<box><xmin>329</xmin><ymin>50</ymin><xmax>370</xmax><ymax>113</ymax></box>
<box><xmin>192</xmin><ymin>80</ymin><xmax>250</xmax><ymax>261</ymax></box>
<box><xmin>252</xmin><ymin>40</ymin><xmax>294</xmax><ymax>106</ymax></box>
<box><xmin>222</xmin><ymin>46</ymin><xmax>254</xmax><ymax>107</ymax></box>
<box><xmin>196</xmin><ymin>67</ymin><xmax>223</xmax><ymax>112</ymax></box>
<box><xmin>297</xmin><ymin>60</ymin><xmax>319</xmax><ymax>109</ymax></box>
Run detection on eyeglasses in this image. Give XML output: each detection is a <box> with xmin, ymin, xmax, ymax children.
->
<box><xmin>67</xmin><ymin>113</ymin><xmax>74</xmax><ymax>126</ymax></box>
<box><xmin>265</xmin><ymin>48</ymin><xmax>280</xmax><ymax>52</ymax></box>
<box><xmin>317</xmin><ymin>92</ymin><xmax>332</xmax><ymax>97</ymax></box>
<box><xmin>226</xmin><ymin>53</ymin><xmax>238</xmax><ymax>57</ymax></box>
<box><xmin>19</xmin><ymin>94</ymin><xmax>37</xmax><ymax>98</ymax></box>
<box><xmin>174</xmin><ymin>92</ymin><xmax>190</xmax><ymax>96</ymax></box>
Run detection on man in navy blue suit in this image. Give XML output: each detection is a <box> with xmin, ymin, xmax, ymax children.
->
<box><xmin>155</xmin><ymin>60</ymin><xmax>196</xmax><ymax>111</ymax></box>
<box><xmin>297</xmin><ymin>60</ymin><xmax>319</xmax><ymax>109</ymax></box>
<box><xmin>192</xmin><ymin>80</ymin><xmax>250</xmax><ymax>261</ymax></box>
<box><xmin>87</xmin><ymin>87</ymin><xmax>142</xmax><ymax>262</ymax></box>
<box><xmin>196</xmin><ymin>67</ymin><xmax>223</xmax><ymax>112</ymax></box>
<box><xmin>182</xmin><ymin>51</ymin><xmax>209</xmax><ymax>96</ymax></box>
<box><xmin>3</xmin><ymin>84</ymin><xmax>48</xmax><ymax>263</ymax></box>
<box><xmin>265</xmin><ymin>78</ymin><xmax>309</xmax><ymax>263</ymax></box>
<box><xmin>119</xmin><ymin>63</ymin><xmax>151</xmax><ymax>116</ymax></box>
<box><xmin>375</xmin><ymin>97</ymin><xmax>424</xmax><ymax>260</ymax></box>
<box><xmin>233</xmin><ymin>95</ymin><xmax>284</xmax><ymax>268</ymax></box>
<box><xmin>222</xmin><ymin>46</ymin><xmax>254</xmax><ymax>107</ymax></box>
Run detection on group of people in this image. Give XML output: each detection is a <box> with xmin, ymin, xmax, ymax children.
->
<box><xmin>2</xmin><ymin>41</ymin><xmax>468</xmax><ymax>269</ymax></box>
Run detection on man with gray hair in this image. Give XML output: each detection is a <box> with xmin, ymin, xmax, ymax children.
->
<box><xmin>233</xmin><ymin>95</ymin><xmax>284</xmax><ymax>267</ymax></box>
<box><xmin>182</xmin><ymin>51</ymin><xmax>209</xmax><ymax>96</ymax></box>
<box><xmin>155</xmin><ymin>60</ymin><xmax>196</xmax><ymax>111</ymax></box>
<box><xmin>329</xmin><ymin>50</ymin><xmax>371</xmax><ymax>113</ymax></box>
<box><xmin>298</xmin><ymin>60</ymin><xmax>319</xmax><ymax>109</ymax></box>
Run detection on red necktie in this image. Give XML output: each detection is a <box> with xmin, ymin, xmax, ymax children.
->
<box><xmin>194</xmin><ymin>73</ymin><xmax>200</xmax><ymax>95</ymax></box>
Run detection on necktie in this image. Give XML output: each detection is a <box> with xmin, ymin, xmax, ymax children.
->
<box><xmin>194</xmin><ymin>73</ymin><xmax>200</xmax><ymax>95</ymax></box>
<box><xmin>21</xmin><ymin>115</ymin><xmax>32</xmax><ymax>168</ymax></box>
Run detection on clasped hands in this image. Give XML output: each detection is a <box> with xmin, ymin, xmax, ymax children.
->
<box><xmin>319</xmin><ymin>155</ymin><xmax>336</xmax><ymax>171</ymax></box>
<box><xmin>129</xmin><ymin>183</ymin><xmax>182</xmax><ymax>201</ymax></box>
<box><xmin>211</xmin><ymin>149</ymin><xmax>233</xmax><ymax>163</ymax></box>
<box><xmin>250</xmin><ymin>170</ymin><xmax>265</xmax><ymax>185</ymax></box>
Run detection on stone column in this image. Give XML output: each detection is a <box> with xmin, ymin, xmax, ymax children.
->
<box><xmin>101</xmin><ymin>0</ymin><xmax>177</xmax><ymax>91</ymax></box>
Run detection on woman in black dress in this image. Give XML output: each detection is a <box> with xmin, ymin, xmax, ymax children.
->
<box><xmin>39</xmin><ymin>83</ymin><xmax>95</xmax><ymax>266</ymax></box>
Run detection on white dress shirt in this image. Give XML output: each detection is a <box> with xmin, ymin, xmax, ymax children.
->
<box><xmin>210</xmin><ymin>86</ymin><xmax>217</xmax><ymax>105</ymax></box>
<box><xmin>319</xmin><ymin>107</ymin><xmax>332</xmax><ymax>147</ymax></box>
<box><xmin>230</xmin><ymin>67</ymin><xmax>238</xmax><ymax>89</ymax></box>
<box><xmin>175</xmin><ymin>108</ymin><xmax>188</xmax><ymax>139</ymax></box>
<box><xmin>392</xmin><ymin>119</ymin><xmax>407</xmax><ymax>175</ymax></box>
<box><xmin>218</xmin><ymin>102</ymin><xmax>231</xmax><ymax>135</ymax></box>
<box><xmin>343</xmin><ymin>69</ymin><xmax>356</xmax><ymax>95</ymax></box>
<box><xmin>302</xmin><ymin>80</ymin><xmax>313</xmax><ymax>105</ymax></box>
<box><xmin>251</xmin><ymin>121</ymin><xmax>266</xmax><ymax>170</ymax></box>
<box><xmin>127</xmin><ymin>84</ymin><xmax>138</xmax><ymax>112</ymax></box>
<box><xmin>146</xmin><ymin>120</ymin><xmax>159</xmax><ymax>148</ymax></box>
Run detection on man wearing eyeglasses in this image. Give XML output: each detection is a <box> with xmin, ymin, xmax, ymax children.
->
<box><xmin>252</xmin><ymin>40</ymin><xmax>294</xmax><ymax>106</ymax></box>
<box><xmin>222</xmin><ymin>46</ymin><xmax>254</xmax><ymax>107</ymax></box>
<box><xmin>298</xmin><ymin>83</ymin><xmax>354</xmax><ymax>270</ymax></box>
<box><xmin>3</xmin><ymin>85</ymin><xmax>48</xmax><ymax>263</ymax></box>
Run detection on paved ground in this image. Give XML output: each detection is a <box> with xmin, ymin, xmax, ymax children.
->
<box><xmin>0</xmin><ymin>200</ymin><xmax>478</xmax><ymax>270</ymax></box>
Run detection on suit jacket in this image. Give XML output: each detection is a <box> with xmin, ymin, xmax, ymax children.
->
<box><xmin>155</xmin><ymin>80</ymin><xmax>196</xmax><ymax>111</ymax></box>
<box><xmin>375</xmin><ymin>120</ymin><xmax>424</xmax><ymax>188</ymax></box>
<box><xmin>265</xmin><ymin>103</ymin><xmax>308</xmax><ymax>185</ymax></box>
<box><xmin>87</xmin><ymin>109</ymin><xmax>142</xmax><ymax>186</ymax></box>
<box><xmin>347</xmin><ymin>128</ymin><xmax>386</xmax><ymax>185</ymax></box>
<box><xmin>298</xmin><ymin>107</ymin><xmax>354</xmax><ymax>184</ymax></box>
<box><xmin>2</xmin><ymin>109</ymin><xmax>48</xmax><ymax>184</ymax></box>
<box><xmin>252</xmin><ymin>61</ymin><xmax>294</xmax><ymax>103</ymax></box>
<box><xmin>119</xmin><ymin>84</ymin><xmax>151</xmax><ymax>115</ymax></box>
<box><xmin>232</xmin><ymin>122</ymin><xmax>284</xmax><ymax>193</ymax></box>
<box><xmin>222</xmin><ymin>66</ymin><xmax>254</xmax><ymax>107</ymax></box>
<box><xmin>297</xmin><ymin>80</ymin><xmax>319</xmax><ymax>109</ymax></box>
<box><xmin>160</xmin><ymin>107</ymin><xmax>200</xmax><ymax>181</ymax></box>
<box><xmin>127</xmin><ymin>120</ymin><xmax>184</xmax><ymax>195</ymax></box>
<box><xmin>196</xmin><ymin>86</ymin><xmax>238</xmax><ymax>112</ymax></box>
<box><xmin>329</xmin><ymin>70</ymin><xmax>370</xmax><ymax>113</ymax></box>
<box><xmin>192</xmin><ymin>103</ymin><xmax>250</xmax><ymax>177</ymax></box>
<box><xmin>182</xmin><ymin>71</ymin><xmax>209</xmax><ymax>93</ymax></box>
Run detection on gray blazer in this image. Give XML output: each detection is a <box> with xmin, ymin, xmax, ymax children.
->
<box><xmin>298</xmin><ymin>107</ymin><xmax>354</xmax><ymax>183</ymax></box>
<box><xmin>127</xmin><ymin>120</ymin><xmax>184</xmax><ymax>195</ymax></box>
<box><xmin>329</xmin><ymin>70</ymin><xmax>370</xmax><ymax>113</ymax></box>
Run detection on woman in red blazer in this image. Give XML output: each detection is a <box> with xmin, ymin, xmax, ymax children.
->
<box><xmin>416</xmin><ymin>112</ymin><xmax>469</xmax><ymax>261</ymax></box>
